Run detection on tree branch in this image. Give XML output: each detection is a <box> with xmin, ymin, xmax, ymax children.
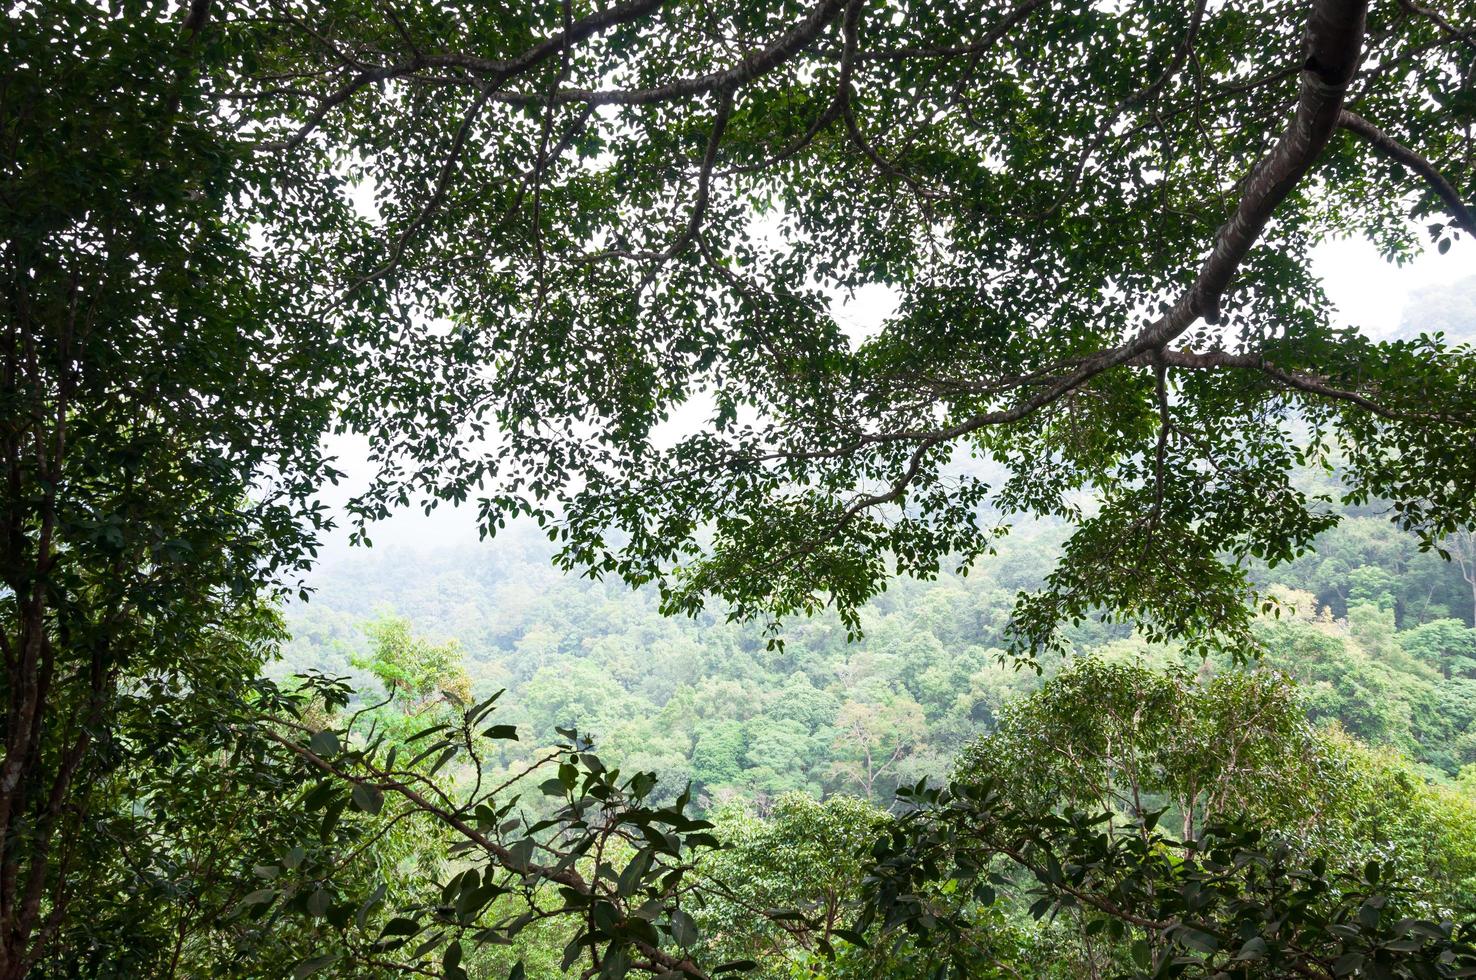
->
<box><xmin>259</xmin><ymin>0</ymin><xmax>666</xmax><ymax>151</ymax></box>
<box><xmin>1339</xmin><ymin>108</ymin><xmax>1476</xmax><ymax>238</ymax></box>
<box><xmin>751</xmin><ymin>0</ymin><xmax>1369</xmax><ymax>557</ymax></box>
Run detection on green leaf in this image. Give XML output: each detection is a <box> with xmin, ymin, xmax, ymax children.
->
<box><xmin>669</xmin><ymin>908</ymin><xmax>698</xmax><ymax>947</ymax></box>
<box><xmin>381</xmin><ymin>917</ymin><xmax>420</xmax><ymax>938</ymax></box>
<box><xmin>1174</xmin><ymin>927</ymin><xmax>1219</xmax><ymax>954</ymax></box>
<box><xmin>617</xmin><ymin>849</ymin><xmax>652</xmax><ymax>898</ymax></box>
<box><xmin>237</xmin><ymin>888</ymin><xmax>278</xmax><ymax>909</ymax></box>
<box><xmin>292</xmin><ymin>954</ymin><xmax>339</xmax><ymax>979</ymax></box>
<box><xmin>309</xmin><ymin>730</ymin><xmax>340</xmax><ymax>757</ymax></box>
<box><xmin>306</xmin><ymin>887</ymin><xmax>331</xmax><ymax>918</ymax></box>
<box><xmin>1235</xmin><ymin>936</ymin><xmax>1267</xmax><ymax>961</ymax></box>
<box><xmin>351</xmin><ymin>783</ymin><xmax>384</xmax><ymax>815</ymax></box>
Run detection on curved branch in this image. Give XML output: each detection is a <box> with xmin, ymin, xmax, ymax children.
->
<box><xmin>1147</xmin><ymin>348</ymin><xmax>1411</xmax><ymax>420</ymax></box>
<box><xmin>861</xmin><ymin>0</ymin><xmax>1050</xmax><ymax>61</ymax></box>
<box><xmin>816</xmin><ymin>0</ymin><xmax>1369</xmax><ymax>455</ymax></box>
<box><xmin>259</xmin><ymin>0</ymin><xmax>666</xmax><ymax>151</ymax></box>
<box><xmin>758</xmin><ymin>0</ymin><xmax>1369</xmax><ymax>552</ymax></box>
<box><xmin>473</xmin><ymin>0</ymin><xmax>848</xmax><ymax>110</ymax></box>
<box><xmin>1339</xmin><ymin>109</ymin><xmax>1476</xmax><ymax>238</ymax></box>
<box><xmin>345</xmin><ymin>85</ymin><xmax>494</xmax><ymax>294</ymax></box>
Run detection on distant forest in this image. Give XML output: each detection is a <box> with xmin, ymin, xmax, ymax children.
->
<box><xmin>284</xmin><ymin>479</ymin><xmax>1476</xmax><ymax>804</ymax></box>
<box><xmin>286</xmin><ymin>277</ymin><xmax>1476</xmax><ymax>804</ymax></box>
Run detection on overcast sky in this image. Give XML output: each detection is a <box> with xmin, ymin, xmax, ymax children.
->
<box><xmin>310</xmin><ymin>235</ymin><xmax>1472</xmax><ymax>565</ymax></box>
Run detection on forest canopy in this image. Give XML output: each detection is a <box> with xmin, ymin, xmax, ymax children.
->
<box><xmin>3</xmin><ymin>0</ymin><xmax>1476</xmax><ymax>977</ymax></box>
<box><xmin>231</xmin><ymin>0</ymin><xmax>1476</xmax><ymax>652</ymax></box>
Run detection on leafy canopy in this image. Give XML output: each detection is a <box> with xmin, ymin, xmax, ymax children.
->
<box><xmin>227</xmin><ymin>0</ymin><xmax>1476</xmax><ymax>654</ymax></box>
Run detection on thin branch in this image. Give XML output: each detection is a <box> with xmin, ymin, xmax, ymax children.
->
<box><xmin>1339</xmin><ymin>108</ymin><xmax>1476</xmax><ymax>237</ymax></box>
<box><xmin>494</xmin><ymin>0</ymin><xmax>849</xmax><ymax>108</ymax></box>
<box><xmin>1147</xmin><ymin>347</ymin><xmax>1422</xmax><ymax>422</ymax></box>
<box><xmin>860</xmin><ymin>0</ymin><xmax>1050</xmax><ymax>61</ymax></box>
<box><xmin>577</xmin><ymin>88</ymin><xmax>735</xmax><ymax>263</ymax></box>
<box><xmin>1397</xmin><ymin>0</ymin><xmax>1476</xmax><ymax>52</ymax></box>
<box><xmin>258</xmin><ymin>0</ymin><xmax>666</xmax><ymax>151</ymax></box>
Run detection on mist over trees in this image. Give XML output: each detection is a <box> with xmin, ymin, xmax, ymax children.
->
<box><xmin>4</xmin><ymin>0</ymin><xmax>1476</xmax><ymax>977</ymax></box>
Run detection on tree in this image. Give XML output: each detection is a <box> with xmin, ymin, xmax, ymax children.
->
<box><xmin>830</xmin><ymin>697</ymin><xmax>927</xmax><ymax>799</ymax></box>
<box><xmin>33</xmin><ymin>659</ymin><xmax>453</xmax><ymax>980</ymax></box>
<box><xmin>1399</xmin><ymin>618</ymin><xmax>1476</xmax><ymax>679</ymax></box>
<box><xmin>694</xmin><ymin>794</ymin><xmax>888</xmax><ymax>970</ymax></box>
<box><xmin>226</xmin><ymin>0</ymin><xmax>1476</xmax><ymax>657</ymax></box>
<box><xmin>958</xmin><ymin>658</ymin><xmax>1321</xmax><ymax>842</ymax></box>
<box><xmin>853</xmin><ymin>660</ymin><xmax>1476</xmax><ymax>977</ymax></box>
<box><xmin>0</xmin><ymin>6</ymin><xmax>350</xmax><ymax>976</ymax></box>
<box><xmin>353</xmin><ymin>615</ymin><xmax>473</xmax><ymax>713</ymax></box>
<box><xmin>865</xmin><ymin>779</ymin><xmax>1476</xmax><ymax>979</ymax></box>
<box><xmin>1305</xmin><ymin>728</ymin><xmax>1476</xmax><ymax>911</ymax></box>
<box><xmin>251</xmin><ymin>676</ymin><xmax>810</xmax><ymax>980</ymax></box>
<box><xmin>11</xmin><ymin>1</ymin><xmax>1476</xmax><ymax>975</ymax></box>
<box><xmin>692</xmin><ymin>720</ymin><xmax>747</xmax><ymax>791</ymax></box>
<box><xmin>1448</xmin><ymin>529</ymin><xmax>1476</xmax><ymax>628</ymax></box>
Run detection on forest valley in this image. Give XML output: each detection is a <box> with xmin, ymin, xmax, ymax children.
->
<box><xmin>260</xmin><ymin>495</ymin><xmax>1476</xmax><ymax>978</ymax></box>
<box><xmin>7</xmin><ymin>0</ymin><xmax>1476</xmax><ymax>977</ymax></box>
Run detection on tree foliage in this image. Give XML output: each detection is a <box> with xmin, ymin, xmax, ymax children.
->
<box><xmin>8</xmin><ymin>0</ymin><xmax>1476</xmax><ymax>975</ymax></box>
<box><xmin>0</xmin><ymin>4</ymin><xmax>343</xmax><ymax>974</ymax></box>
<box><xmin>222</xmin><ymin>0</ymin><xmax>1476</xmax><ymax>656</ymax></box>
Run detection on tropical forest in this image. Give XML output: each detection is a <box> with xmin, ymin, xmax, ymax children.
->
<box><xmin>5</xmin><ymin>2</ymin><xmax>1476</xmax><ymax>978</ymax></box>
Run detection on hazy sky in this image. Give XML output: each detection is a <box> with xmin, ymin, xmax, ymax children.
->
<box><xmin>1313</xmin><ymin>237</ymin><xmax>1470</xmax><ymax>338</ymax></box>
<box><xmin>312</xmin><ymin>235</ymin><xmax>1472</xmax><ymax>564</ymax></box>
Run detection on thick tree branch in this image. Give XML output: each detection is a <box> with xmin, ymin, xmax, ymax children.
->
<box><xmin>758</xmin><ymin>0</ymin><xmax>1369</xmax><ymax>553</ymax></box>
<box><xmin>576</xmin><ymin>88</ymin><xmax>735</xmax><ymax>263</ymax></box>
<box><xmin>265</xmin><ymin>0</ymin><xmax>847</xmax><ymax>145</ymax></box>
<box><xmin>870</xmin><ymin>0</ymin><xmax>1369</xmax><ymax>451</ymax></box>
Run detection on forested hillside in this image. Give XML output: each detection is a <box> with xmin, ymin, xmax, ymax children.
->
<box><xmin>283</xmin><ymin>501</ymin><xmax>1476</xmax><ymax>805</ymax></box>
<box><xmin>267</xmin><ymin>495</ymin><xmax>1476</xmax><ymax>979</ymax></box>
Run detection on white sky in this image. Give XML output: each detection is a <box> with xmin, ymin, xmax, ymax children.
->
<box><xmin>312</xmin><ymin>235</ymin><xmax>1471</xmax><ymax>563</ymax></box>
<box><xmin>1311</xmin><ymin>236</ymin><xmax>1469</xmax><ymax>338</ymax></box>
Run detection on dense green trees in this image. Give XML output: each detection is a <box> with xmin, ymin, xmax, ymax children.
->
<box><xmin>354</xmin><ymin>615</ymin><xmax>474</xmax><ymax>713</ymax></box>
<box><xmin>252</xmin><ymin>507</ymin><xmax>1476</xmax><ymax>976</ymax></box>
<box><xmin>0</xmin><ymin>5</ymin><xmax>349</xmax><ymax>974</ymax></box>
<box><xmin>285</xmin><ymin>511</ymin><xmax>1476</xmax><ymax>802</ymax></box>
<box><xmin>855</xmin><ymin>657</ymin><xmax>1476</xmax><ymax>979</ymax></box>
<box><xmin>250</xmin><ymin>612</ymin><xmax>1476</xmax><ymax>978</ymax></box>
<box><xmin>7</xmin><ymin>0</ymin><xmax>1476</xmax><ymax>975</ymax></box>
